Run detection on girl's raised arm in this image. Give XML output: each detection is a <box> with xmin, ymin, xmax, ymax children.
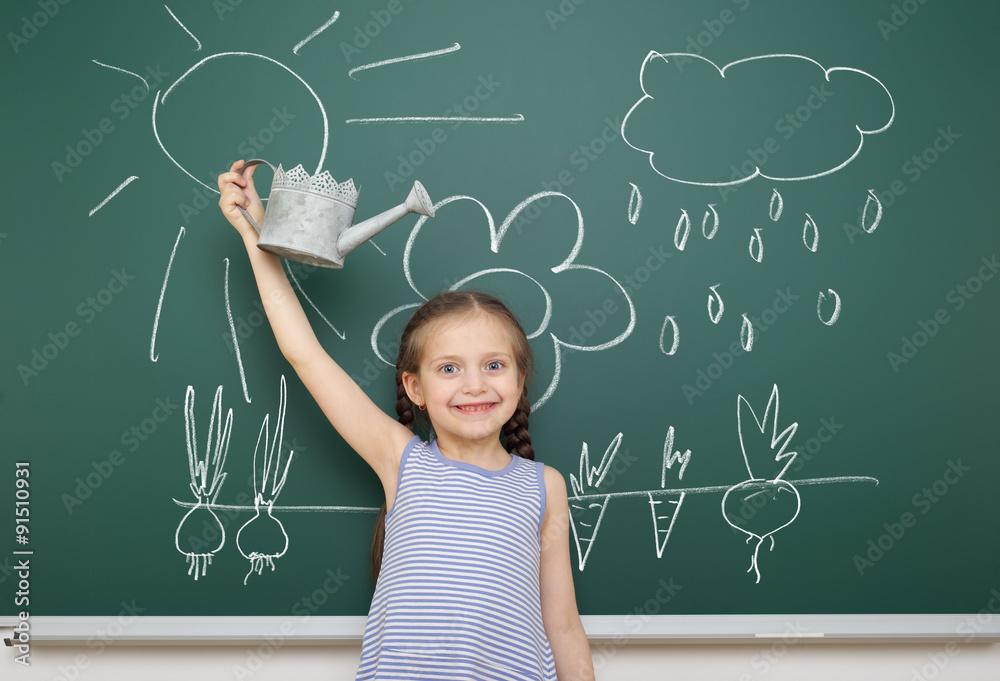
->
<box><xmin>217</xmin><ymin>160</ymin><xmax>412</xmax><ymax>490</ymax></box>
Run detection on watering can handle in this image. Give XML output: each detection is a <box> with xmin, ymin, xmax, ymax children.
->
<box><xmin>235</xmin><ymin>158</ymin><xmax>276</xmax><ymax>233</ymax></box>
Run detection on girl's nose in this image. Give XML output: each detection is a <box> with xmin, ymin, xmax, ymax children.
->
<box><xmin>462</xmin><ymin>371</ymin><xmax>487</xmax><ymax>394</ymax></box>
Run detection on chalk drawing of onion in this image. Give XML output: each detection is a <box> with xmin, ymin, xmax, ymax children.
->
<box><xmin>175</xmin><ymin>385</ymin><xmax>232</xmax><ymax>580</ymax></box>
<box><xmin>237</xmin><ymin>375</ymin><xmax>294</xmax><ymax>585</ymax></box>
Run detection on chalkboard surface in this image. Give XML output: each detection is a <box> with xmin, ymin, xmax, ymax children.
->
<box><xmin>2</xmin><ymin>0</ymin><xmax>999</xmax><ymax>630</ymax></box>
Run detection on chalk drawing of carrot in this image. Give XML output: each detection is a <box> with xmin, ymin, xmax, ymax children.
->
<box><xmin>175</xmin><ymin>385</ymin><xmax>232</xmax><ymax>580</ymax></box>
<box><xmin>236</xmin><ymin>375</ymin><xmax>294</xmax><ymax>585</ymax></box>
<box><xmin>568</xmin><ymin>433</ymin><xmax>623</xmax><ymax>571</ymax></box>
<box><xmin>648</xmin><ymin>426</ymin><xmax>690</xmax><ymax>559</ymax></box>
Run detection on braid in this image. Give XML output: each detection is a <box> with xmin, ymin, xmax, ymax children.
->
<box><xmin>394</xmin><ymin>368</ymin><xmax>416</xmax><ymax>432</ymax></box>
<box><xmin>502</xmin><ymin>386</ymin><xmax>534</xmax><ymax>461</ymax></box>
<box><xmin>371</xmin><ymin>370</ymin><xmax>416</xmax><ymax>583</ymax></box>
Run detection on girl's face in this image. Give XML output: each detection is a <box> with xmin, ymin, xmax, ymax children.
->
<box><xmin>403</xmin><ymin>313</ymin><xmax>524</xmax><ymax>453</ymax></box>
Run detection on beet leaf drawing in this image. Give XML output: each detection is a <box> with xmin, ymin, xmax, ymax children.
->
<box><xmin>237</xmin><ymin>375</ymin><xmax>294</xmax><ymax>584</ymax></box>
<box><xmin>722</xmin><ymin>384</ymin><xmax>801</xmax><ymax>583</ymax></box>
<box><xmin>175</xmin><ymin>385</ymin><xmax>232</xmax><ymax>580</ymax></box>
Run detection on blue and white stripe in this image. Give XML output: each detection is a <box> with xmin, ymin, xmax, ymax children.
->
<box><xmin>356</xmin><ymin>436</ymin><xmax>556</xmax><ymax>680</ymax></box>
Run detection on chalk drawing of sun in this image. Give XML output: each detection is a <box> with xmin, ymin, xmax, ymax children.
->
<box><xmin>84</xmin><ymin>5</ymin><xmax>525</xmax><ymax>401</ymax></box>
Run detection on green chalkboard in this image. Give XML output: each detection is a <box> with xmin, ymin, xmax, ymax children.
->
<box><xmin>2</xmin><ymin>0</ymin><xmax>999</xmax><ymax>632</ymax></box>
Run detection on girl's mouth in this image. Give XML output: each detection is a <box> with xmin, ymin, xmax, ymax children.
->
<box><xmin>452</xmin><ymin>402</ymin><xmax>496</xmax><ymax>414</ymax></box>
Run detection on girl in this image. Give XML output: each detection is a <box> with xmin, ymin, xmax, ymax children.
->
<box><xmin>218</xmin><ymin>160</ymin><xmax>595</xmax><ymax>680</ymax></box>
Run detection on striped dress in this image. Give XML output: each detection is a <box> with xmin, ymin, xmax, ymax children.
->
<box><xmin>356</xmin><ymin>436</ymin><xmax>557</xmax><ymax>680</ymax></box>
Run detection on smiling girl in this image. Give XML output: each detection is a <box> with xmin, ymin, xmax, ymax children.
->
<box><xmin>218</xmin><ymin>161</ymin><xmax>594</xmax><ymax>680</ymax></box>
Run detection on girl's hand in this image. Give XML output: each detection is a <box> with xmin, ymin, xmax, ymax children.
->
<box><xmin>218</xmin><ymin>160</ymin><xmax>264</xmax><ymax>241</ymax></box>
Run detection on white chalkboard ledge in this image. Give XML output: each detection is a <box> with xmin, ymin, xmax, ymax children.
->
<box><xmin>3</xmin><ymin>615</ymin><xmax>1000</xmax><ymax>645</ymax></box>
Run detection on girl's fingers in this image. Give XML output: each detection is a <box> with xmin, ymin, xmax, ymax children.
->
<box><xmin>220</xmin><ymin>184</ymin><xmax>248</xmax><ymax>207</ymax></box>
<box><xmin>224</xmin><ymin>187</ymin><xmax>252</xmax><ymax>212</ymax></box>
<box><xmin>218</xmin><ymin>160</ymin><xmax>264</xmax><ymax>230</ymax></box>
<box><xmin>219</xmin><ymin>160</ymin><xmax>246</xmax><ymax>185</ymax></box>
<box><xmin>241</xmin><ymin>162</ymin><xmax>258</xmax><ymax>193</ymax></box>
<box><xmin>218</xmin><ymin>162</ymin><xmax>260</xmax><ymax>196</ymax></box>
<box><xmin>217</xmin><ymin>171</ymin><xmax>244</xmax><ymax>193</ymax></box>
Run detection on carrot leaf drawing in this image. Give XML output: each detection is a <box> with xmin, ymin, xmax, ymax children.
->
<box><xmin>175</xmin><ymin>385</ymin><xmax>232</xmax><ymax>580</ymax></box>
<box><xmin>236</xmin><ymin>375</ymin><xmax>294</xmax><ymax>585</ymax></box>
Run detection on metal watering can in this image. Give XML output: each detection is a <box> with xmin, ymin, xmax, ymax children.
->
<box><xmin>237</xmin><ymin>158</ymin><xmax>435</xmax><ymax>268</ymax></box>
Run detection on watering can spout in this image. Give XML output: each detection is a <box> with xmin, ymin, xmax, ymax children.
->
<box><xmin>338</xmin><ymin>181</ymin><xmax>436</xmax><ymax>257</ymax></box>
<box><xmin>243</xmin><ymin>159</ymin><xmax>435</xmax><ymax>268</ymax></box>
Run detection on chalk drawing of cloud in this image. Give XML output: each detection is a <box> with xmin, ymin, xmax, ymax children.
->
<box><xmin>370</xmin><ymin>192</ymin><xmax>636</xmax><ymax>409</ymax></box>
<box><xmin>621</xmin><ymin>52</ymin><xmax>895</xmax><ymax>186</ymax></box>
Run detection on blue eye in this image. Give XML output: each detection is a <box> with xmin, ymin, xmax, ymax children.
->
<box><xmin>440</xmin><ymin>364</ymin><xmax>457</xmax><ymax>374</ymax></box>
<box><xmin>487</xmin><ymin>361</ymin><xmax>503</xmax><ymax>371</ymax></box>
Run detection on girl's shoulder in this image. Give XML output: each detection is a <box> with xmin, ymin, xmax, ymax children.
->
<box><xmin>540</xmin><ymin>464</ymin><xmax>569</xmax><ymax>511</ymax></box>
<box><xmin>540</xmin><ymin>463</ymin><xmax>566</xmax><ymax>485</ymax></box>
